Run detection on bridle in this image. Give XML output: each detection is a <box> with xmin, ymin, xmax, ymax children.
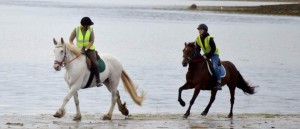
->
<box><xmin>54</xmin><ymin>45</ymin><xmax>80</xmax><ymax>67</ymax></box>
<box><xmin>183</xmin><ymin>48</ymin><xmax>202</xmax><ymax>63</ymax></box>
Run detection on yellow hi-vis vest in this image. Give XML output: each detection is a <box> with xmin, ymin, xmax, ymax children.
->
<box><xmin>76</xmin><ymin>26</ymin><xmax>95</xmax><ymax>50</ymax></box>
<box><xmin>195</xmin><ymin>35</ymin><xmax>219</xmax><ymax>55</ymax></box>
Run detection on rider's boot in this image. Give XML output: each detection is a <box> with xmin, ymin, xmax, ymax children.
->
<box><xmin>94</xmin><ymin>64</ymin><xmax>102</xmax><ymax>87</ymax></box>
<box><xmin>215</xmin><ymin>80</ymin><xmax>222</xmax><ymax>90</ymax></box>
<box><xmin>96</xmin><ymin>79</ymin><xmax>102</xmax><ymax>87</ymax></box>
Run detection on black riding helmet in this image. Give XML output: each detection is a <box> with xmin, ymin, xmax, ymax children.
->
<box><xmin>197</xmin><ymin>24</ymin><xmax>208</xmax><ymax>32</ymax></box>
<box><xmin>80</xmin><ymin>17</ymin><xmax>94</xmax><ymax>26</ymax></box>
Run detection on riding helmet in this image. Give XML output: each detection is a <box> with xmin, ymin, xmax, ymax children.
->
<box><xmin>80</xmin><ymin>17</ymin><xmax>94</xmax><ymax>26</ymax></box>
<box><xmin>197</xmin><ymin>24</ymin><xmax>208</xmax><ymax>32</ymax></box>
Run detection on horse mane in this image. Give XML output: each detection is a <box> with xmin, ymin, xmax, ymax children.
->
<box><xmin>66</xmin><ymin>43</ymin><xmax>81</xmax><ymax>56</ymax></box>
<box><xmin>187</xmin><ymin>43</ymin><xmax>195</xmax><ymax>48</ymax></box>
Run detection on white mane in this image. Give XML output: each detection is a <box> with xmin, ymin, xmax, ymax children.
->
<box><xmin>66</xmin><ymin>43</ymin><xmax>81</xmax><ymax>56</ymax></box>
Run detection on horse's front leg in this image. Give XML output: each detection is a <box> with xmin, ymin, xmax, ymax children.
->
<box><xmin>183</xmin><ymin>86</ymin><xmax>201</xmax><ymax>119</ymax></box>
<box><xmin>178</xmin><ymin>83</ymin><xmax>191</xmax><ymax>107</ymax></box>
<box><xmin>73</xmin><ymin>92</ymin><xmax>82</xmax><ymax>121</ymax></box>
<box><xmin>201</xmin><ymin>89</ymin><xmax>217</xmax><ymax>116</ymax></box>
<box><xmin>53</xmin><ymin>86</ymin><xmax>80</xmax><ymax>118</ymax></box>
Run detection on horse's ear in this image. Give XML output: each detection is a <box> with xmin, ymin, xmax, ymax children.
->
<box><xmin>53</xmin><ymin>38</ymin><xmax>57</xmax><ymax>45</ymax></box>
<box><xmin>61</xmin><ymin>37</ymin><xmax>64</xmax><ymax>44</ymax></box>
<box><xmin>185</xmin><ymin>42</ymin><xmax>187</xmax><ymax>46</ymax></box>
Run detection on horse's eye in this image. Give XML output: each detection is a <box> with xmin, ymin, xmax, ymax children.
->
<box><xmin>61</xmin><ymin>50</ymin><xmax>64</xmax><ymax>53</ymax></box>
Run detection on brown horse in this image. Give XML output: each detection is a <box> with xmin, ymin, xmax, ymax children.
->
<box><xmin>179</xmin><ymin>42</ymin><xmax>256</xmax><ymax>118</ymax></box>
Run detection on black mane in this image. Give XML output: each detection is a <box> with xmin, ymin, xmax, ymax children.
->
<box><xmin>187</xmin><ymin>43</ymin><xmax>195</xmax><ymax>48</ymax></box>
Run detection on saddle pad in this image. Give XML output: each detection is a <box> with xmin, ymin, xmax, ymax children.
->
<box><xmin>206</xmin><ymin>61</ymin><xmax>226</xmax><ymax>78</ymax></box>
<box><xmin>97</xmin><ymin>58</ymin><xmax>106</xmax><ymax>73</ymax></box>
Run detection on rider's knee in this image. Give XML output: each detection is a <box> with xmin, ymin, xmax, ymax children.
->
<box><xmin>213</xmin><ymin>66</ymin><xmax>219</xmax><ymax>71</ymax></box>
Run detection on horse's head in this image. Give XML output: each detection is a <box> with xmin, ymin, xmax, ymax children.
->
<box><xmin>53</xmin><ymin>37</ymin><xmax>66</xmax><ymax>71</ymax></box>
<box><xmin>182</xmin><ymin>42</ymin><xmax>201</xmax><ymax>67</ymax></box>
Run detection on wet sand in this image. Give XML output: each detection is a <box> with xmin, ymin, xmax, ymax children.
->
<box><xmin>1</xmin><ymin>113</ymin><xmax>300</xmax><ymax>129</ymax></box>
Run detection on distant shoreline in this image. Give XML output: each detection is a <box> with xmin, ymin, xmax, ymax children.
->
<box><xmin>210</xmin><ymin>0</ymin><xmax>300</xmax><ymax>1</ymax></box>
<box><xmin>187</xmin><ymin>3</ymin><xmax>300</xmax><ymax>16</ymax></box>
<box><xmin>156</xmin><ymin>3</ymin><xmax>300</xmax><ymax>16</ymax></box>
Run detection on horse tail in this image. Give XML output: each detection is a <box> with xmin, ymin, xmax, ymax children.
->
<box><xmin>121</xmin><ymin>70</ymin><xmax>145</xmax><ymax>106</ymax></box>
<box><xmin>237</xmin><ymin>71</ymin><xmax>256</xmax><ymax>95</ymax></box>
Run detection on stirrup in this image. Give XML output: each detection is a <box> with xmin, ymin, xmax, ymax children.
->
<box><xmin>215</xmin><ymin>83</ymin><xmax>222</xmax><ymax>90</ymax></box>
<box><xmin>96</xmin><ymin>82</ymin><xmax>103</xmax><ymax>87</ymax></box>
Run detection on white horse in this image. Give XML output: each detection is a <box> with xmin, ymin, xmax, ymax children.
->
<box><xmin>52</xmin><ymin>38</ymin><xmax>144</xmax><ymax>120</ymax></box>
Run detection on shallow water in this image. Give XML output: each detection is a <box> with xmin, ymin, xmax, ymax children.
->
<box><xmin>0</xmin><ymin>0</ymin><xmax>300</xmax><ymax>115</ymax></box>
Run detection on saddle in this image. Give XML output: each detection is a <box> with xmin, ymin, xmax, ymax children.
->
<box><xmin>206</xmin><ymin>59</ymin><xmax>226</xmax><ymax>78</ymax></box>
<box><xmin>86</xmin><ymin>51</ymin><xmax>105</xmax><ymax>73</ymax></box>
<box><xmin>83</xmin><ymin>51</ymin><xmax>106</xmax><ymax>89</ymax></box>
<box><xmin>86</xmin><ymin>51</ymin><xmax>98</xmax><ymax>71</ymax></box>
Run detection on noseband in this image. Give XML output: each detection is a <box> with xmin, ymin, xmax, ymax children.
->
<box><xmin>183</xmin><ymin>49</ymin><xmax>202</xmax><ymax>63</ymax></box>
<box><xmin>54</xmin><ymin>54</ymin><xmax>67</xmax><ymax>67</ymax></box>
<box><xmin>54</xmin><ymin>46</ymin><xmax>67</xmax><ymax>67</ymax></box>
<box><xmin>54</xmin><ymin>45</ymin><xmax>81</xmax><ymax>67</ymax></box>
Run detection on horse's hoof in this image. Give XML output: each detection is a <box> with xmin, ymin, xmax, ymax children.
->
<box><xmin>183</xmin><ymin>112</ymin><xmax>189</xmax><ymax>119</ymax></box>
<box><xmin>183</xmin><ymin>114</ymin><xmax>189</xmax><ymax>119</ymax></box>
<box><xmin>227</xmin><ymin>114</ymin><xmax>233</xmax><ymax>118</ymax></box>
<box><xmin>121</xmin><ymin>109</ymin><xmax>129</xmax><ymax>116</ymax></box>
<box><xmin>53</xmin><ymin>109</ymin><xmax>65</xmax><ymax>118</ymax></box>
<box><xmin>102</xmin><ymin>115</ymin><xmax>112</xmax><ymax>120</ymax></box>
<box><xmin>179</xmin><ymin>100</ymin><xmax>186</xmax><ymax>107</ymax></box>
<box><xmin>53</xmin><ymin>112</ymin><xmax>62</xmax><ymax>118</ymax></box>
<box><xmin>73</xmin><ymin>115</ymin><xmax>82</xmax><ymax>121</ymax></box>
<box><xmin>201</xmin><ymin>111</ymin><xmax>208</xmax><ymax>116</ymax></box>
<box><xmin>119</xmin><ymin>103</ymin><xmax>129</xmax><ymax>116</ymax></box>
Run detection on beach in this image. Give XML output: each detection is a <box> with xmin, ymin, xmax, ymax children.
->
<box><xmin>0</xmin><ymin>0</ymin><xmax>300</xmax><ymax>129</ymax></box>
<box><xmin>2</xmin><ymin>113</ymin><xmax>300</xmax><ymax>129</ymax></box>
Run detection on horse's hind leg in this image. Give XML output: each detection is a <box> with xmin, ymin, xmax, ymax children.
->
<box><xmin>201</xmin><ymin>89</ymin><xmax>217</xmax><ymax>116</ymax></box>
<box><xmin>116</xmin><ymin>90</ymin><xmax>129</xmax><ymax>116</ymax></box>
<box><xmin>228</xmin><ymin>84</ymin><xmax>236</xmax><ymax>118</ymax></box>
<box><xmin>103</xmin><ymin>81</ymin><xmax>119</xmax><ymax>120</ymax></box>
<box><xmin>73</xmin><ymin>92</ymin><xmax>82</xmax><ymax>121</ymax></box>
<box><xmin>103</xmin><ymin>89</ymin><xmax>118</xmax><ymax>120</ymax></box>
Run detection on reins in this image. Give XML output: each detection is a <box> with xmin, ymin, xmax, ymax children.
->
<box><xmin>183</xmin><ymin>45</ymin><xmax>207</xmax><ymax>68</ymax></box>
<box><xmin>184</xmin><ymin>48</ymin><xmax>203</xmax><ymax>63</ymax></box>
<box><xmin>54</xmin><ymin>45</ymin><xmax>81</xmax><ymax>67</ymax></box>
<box><xmin>65</xmin><ymin>55</ymin><xmax>81</xmax><ymax>64</ymax></box>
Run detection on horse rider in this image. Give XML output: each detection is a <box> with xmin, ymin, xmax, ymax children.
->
<box><xmin>69</xmin><ymin>17</ymin><xmax>102</xmax><ymax>87</ymax></box>
<box><xmin>194</xmin><ymin>24</ymin><xmax>222</xmax><ymax>90</ymax></box>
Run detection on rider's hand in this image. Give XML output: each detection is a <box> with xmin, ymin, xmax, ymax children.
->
<box><xmin>203</xmin><ymin>56</ymin><xmax>207</xmax><ymax>60</ymax></box>
<box><xmin>81</xmin><ymin>49</ymin><xmax>86</xmax><ymax>54</ymax></box>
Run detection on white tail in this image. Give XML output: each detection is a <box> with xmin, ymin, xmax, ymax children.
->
<box><xmin>121</xmin><ymin>70</ymin><xmax>145</xmax><ymax>106</ymax></box>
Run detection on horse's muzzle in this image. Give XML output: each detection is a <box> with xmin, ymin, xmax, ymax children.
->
<box><xmin>182</xmin><ymin>62</ymin><xmax>187</xmax><ymax>67</ymax></box>
<box><xmin>54</xmin><ymin>65</ymin><xmax>61</xmax><ymax>71</ymax></box>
